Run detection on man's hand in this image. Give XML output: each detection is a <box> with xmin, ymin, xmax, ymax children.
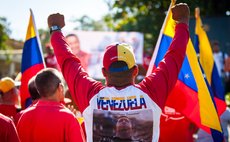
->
<box><xmin>171</xmin><ymin>3</ymin><xmax>190</xmax><ymax>25</ymax></box>
<box><xmin>47</xmin><ymin>13</ymin><xmax>65</xmax><ymax>29</ymax></box>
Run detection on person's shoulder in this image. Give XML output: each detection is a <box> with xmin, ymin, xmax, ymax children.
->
<box><xmin>0</xmin><ymin>113</ymin><xmax>16</xmax><ymax>130</ymax></box>
<box><xmin>21</xmin><ymin>104</ymin><xmax>36</xmax><ymax>113</ymax></box>
<box><xmin>58</xmin><ymin>106</ymin><xmax>76</xmax><ymax>118</ymax></box>
<box><xmin>18</xmin><ymin>104</ymin><xmax>38</xmax><ymax>120</ymax></box>
<box><xmin>0</xmin><ymin>113</ymin><xmax>13</xmax><ymax>123</ymax></box>
<box><xmin>17</xmin><ymin>109</ymin><xmax>33</xmax><ymax>129</ymax></box>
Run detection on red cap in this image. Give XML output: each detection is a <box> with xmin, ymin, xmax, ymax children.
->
<box><xmin>103</xmin><ymin>43</ymin><xmax>136</xmax><ymax>72</ymax></box>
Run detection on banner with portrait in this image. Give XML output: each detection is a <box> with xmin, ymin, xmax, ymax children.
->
<box><xmin>64</xmin><ymin>31</ymin><xmax>144</xmax><ymax>79</ymax></box>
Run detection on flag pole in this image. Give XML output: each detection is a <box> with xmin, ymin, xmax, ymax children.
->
<box><xmin>30</xmin><ymin>9</ymin><xmax>46</xmax><ymax>68</ymax></box>
<box><xmin>146</xmin><ymin>0</ymin><xmax>176</xmax><ymax>76</ymax></box>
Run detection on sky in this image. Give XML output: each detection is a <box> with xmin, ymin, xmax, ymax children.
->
<box><xmin>0</xmin><ymin>0</ymin><xmax>109</xmax><ymax>41</ymax></box>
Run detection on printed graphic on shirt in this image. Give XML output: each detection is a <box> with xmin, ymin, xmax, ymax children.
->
<box><xmin>97</xmin><ymin>95</ymin><xmax>147</xmax><ymax>111</ymax></box>
<box><xmin>93</xmin><ymin>109</ymin><xmax>153</xmax><ymax>142</ymax></box>
<box><xmin>161</xmin><ymin>106</ymin><xmax>185</xmax><ymax>121</ymax></box>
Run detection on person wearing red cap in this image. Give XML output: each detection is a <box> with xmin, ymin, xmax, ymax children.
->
<box><xmin>47</xmin><ymin>3</ymin><xmax>190</xmax><ymax>142</ymax></box>
<box><xmin>17</xmin><ymin>68</ymin><xmax>85</xmax><ymax>142</ymax></box>
<box><xmin>0</xmin><ymin>113</ymin><xmax>20</xmax><ymax>142</ymax></box>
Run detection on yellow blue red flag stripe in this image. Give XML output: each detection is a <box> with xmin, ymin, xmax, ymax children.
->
<box><xmin>20</xmin><ymin>9</ymin><xmax>45</xmax><ymax>108</ymax></box>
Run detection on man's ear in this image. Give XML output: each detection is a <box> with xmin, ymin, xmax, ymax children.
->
<box><xmin>57</xmin><ymin>83</ymin><xmax>64</xmax><ymax>101</ymax></box>
<box><xmin>102</xmin><ymin>67</ymin><xmax>108</xmax><ymax>77</ymax></box>
<box><xmin>59</xmin><ymin>83</ymin><xmax>64</xmax><ymax>91</ymax></box>
<box><xmin>133</xmin><ymin>65</ymin><xmax>139</xmax><ymax>77</ymax></box>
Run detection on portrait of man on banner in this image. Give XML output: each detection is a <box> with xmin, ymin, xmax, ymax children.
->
<box><xmin>64</xmin><ymin>31</ymin><xmax>144</xmax><ymax>79</ymax></box>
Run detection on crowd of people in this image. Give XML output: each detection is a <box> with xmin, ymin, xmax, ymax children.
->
<box><xmin>0</xmin><ymin>2</ymin><xmax>230</xmax><ymax>142</ymax></box>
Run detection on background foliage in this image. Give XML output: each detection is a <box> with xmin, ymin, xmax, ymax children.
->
<box><xmin>0</xmin><ymin>0</ymin><xmax>229</xmax><ymax>52</ymax></box>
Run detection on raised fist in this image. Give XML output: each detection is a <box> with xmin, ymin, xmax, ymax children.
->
<box><xmin>171</xmin><ymin>3</ymin><xmax>190</xmax><ymax>25</ymax></box>
<box><xmin>47</xmin><ymin>13</ymin><xmax>65</xmax><ymax>29</ymax></box>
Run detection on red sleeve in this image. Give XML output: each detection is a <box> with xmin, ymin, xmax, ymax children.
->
<box><xmin>51</xmin><ymin>32</ymin><xmax>104</xmax><ymax>113</ymax></box>
<box><xmin>138</xmin><ymin>23</ymin><xmax>189</xmax><ymax>110</ymax></box>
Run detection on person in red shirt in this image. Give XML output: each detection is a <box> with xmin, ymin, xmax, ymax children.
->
<box><xmin>17</xmin><ymin>68</ymin><xmax>85</xmax><ymax>142</ymax></box>
<box><xmin>14</xmin><ymin>76</ymin><xmax>41</xmax><ymax>125</ymax></box>
<box><xmin>0</xmin><ymin>113</ymin><xmax>19</xmax><ymax>142</ymax></box>
<box><xmin>47</xmin><ymin>3</ymin><xmax>190</xmax><ymax>142</ymax></box>
<box><xmin>0</xmin><ymin>77</ymin><xmax>21</xmax><ymax>120</ymax></box>
<box><xmin>44</xmin><ymin>43</ymin><xmax>61</xmax><ymax>71</ymax></box>
<box><xmin>65</xmin><ymin>34</ymin><xmax>91</xmax><ymax>71</ymax></box>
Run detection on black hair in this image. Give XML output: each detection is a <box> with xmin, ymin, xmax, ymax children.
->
<box><xmin>28</xmin><ymin>76</ymin><xmax>40</xmax><ymax>101</ymax></box>
<box><xmin>35</xmin><ymin>68</ymin><xmax>62</xmax><ymax>97</ymax></box>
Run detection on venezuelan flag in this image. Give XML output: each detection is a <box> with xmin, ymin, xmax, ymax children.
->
<box><xmin>147</xmin><ymin>1</ymin><xmax>223</xmax><ymax>141</ymax></box>
<box><xmin>194</xmin><ymin>7</ymin><xmax>226</xmax><ymax>115</ymax></box>
<box><xmin>194</xmin><ymin>8</ymin><xmax>226</xmax><ymax>141</ymax></box>
<box><xmin>20</xmin><ymin>9</ymin><xmax>45</xmax><ymax>108</ymax></box>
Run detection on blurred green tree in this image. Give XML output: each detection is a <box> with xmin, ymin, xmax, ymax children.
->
<box><xmin>0</xmin><ymin>17</ymin><xmax>11</xmax><ymax>50</ymax></box>
<box><xmin>39</xmin><ymin>28</ymin><xmax>50</xmax><ymax>48</ymax></box>
<box><xmin>72</xmin><ymin>15</ymin><xmax>107</xmax><ymax>31</ymax></box>
<box><xmin>102</xmin><ymin>0</ymin><xmax>230</xmax><ymax>51</ymax></box>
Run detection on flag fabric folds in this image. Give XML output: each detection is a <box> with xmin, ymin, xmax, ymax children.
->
<box><xmin>20</xmin><ymin>9</ymin><xmax>45</xmax><ymax>109</ymax></box>
<box><xmin>194</xmin><ymin>8</ymin><xmax>226</xmax><ymax>141</ymax></box>
<box><xmin>147</xmin><ymin>1</ymin><xmax>224</xmax><ymax>141</ymax></box>
<box><xmin>194</xmin><ymin>7</ymin><xmax>226</xmax><ymax>116</ymax></box>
